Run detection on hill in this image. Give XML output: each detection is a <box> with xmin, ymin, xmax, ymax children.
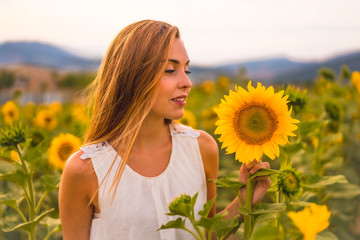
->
<box><xmin>1</xmin><ymin>41</ymin><xmax>359</xmax><ymax>83</ymax></box>
<box><xmin>0</xmin><ymin>41</ymin><xmax>100</xmax><ymax>71</ymax></box>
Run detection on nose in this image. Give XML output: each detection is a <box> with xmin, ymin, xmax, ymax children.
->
<box><xmin>178</xmin><ymin>72</ymin><xmax>192</xmax><ymax>89</ymax></box>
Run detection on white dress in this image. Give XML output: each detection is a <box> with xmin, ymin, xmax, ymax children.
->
<box><xmin>79</xmin><ymin>124</ymin><xmax>207</xmax><ymax>240</ymax></box>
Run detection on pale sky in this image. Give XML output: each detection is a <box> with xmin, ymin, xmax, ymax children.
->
<box><xmin>1</xmin><ymin>0</ymin><xmax>359</xmax><ymax>65</ymax></box>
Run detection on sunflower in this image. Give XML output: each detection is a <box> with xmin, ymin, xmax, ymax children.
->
<box><xmin>1</xmin><ymin>101</ymin><xmax>19</xmax><ymax>124</ymax></box>
<box><xmin>201</xmin><ymin>80</ymin><xmax>216</xmax><ymax>94</ymax></box>
<box><xmin>217</xmin><ymin>76</ymin><xmax>230</xmax><ymax>90</ymax></box>
<box><xmin>48</xmin><ymin>133</ymin><xmax>81</xmax><ymax>169</ymax></box>
<box><xmin>214</xmin><ymin>81</ymin><xmax>299</xmax><ymax>163</ymax></box>
<box><xmin>71</xmin><ymin>103</ymin><xmax>89</xmax><ymax>125</ymax></box>
<box><xmin>34</xmin><ymin>109</ymin><xmax>58</xmax><ymax>131</ymax></box>
<box><xmin>22</xmin><ymin>102</ymin><xmax>36</xmax><ymax>120</ymax></box>
<box><xmin>177</xmin><ymin>109</ymin><xmax>197</xmax><ymax>128</ymax></box>
<box><xmin>352</xmin><ymin>71</ymin><xmax>360</xmax><ymax>94</ymax></box>
<box><xmin>48</xmin><ymin>101</ymin><xmax>62</xmax><ymax>114</ymax></box>
<box><xmin>288</xmin><ymin>203</ymin><xmax>331</xmax><ymax>240</ymax></box>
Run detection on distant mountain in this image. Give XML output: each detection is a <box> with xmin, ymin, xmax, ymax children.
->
<box><xmin>1</xmin><ymin>41</ymin><xmax>359</xmax><ymax>83</ymax></box>
<box><xmin>0</xmin><ymin>41</ymin><xmax>100</xmax><ymax>71</ymax></box>
<box><xmin>189</xmin><ymin>52</ymin><xmax>360</xmax><ymax>83</ymax></box>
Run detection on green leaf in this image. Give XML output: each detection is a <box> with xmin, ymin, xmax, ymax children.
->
<box><xmin>22</xmin><ymin>137</ymin><xmax>47</xmax><ymax>164</ymax></box>
<box><xmin>196</xmin><ymin>212</ymin><xmax>226</xmax><ymax>232</ymax></box>
<box><xmin>325</xmin><ymin>183</ymin><xmax>360</xmax><ymax>199</ymax></box>
<box><xmin>287</xmin><ymin>201</ymin><xmax>312</xmax><ymax>208</ymax></box>
<box><xmin>158</xmin><ymin>217</ymin><xmax>185</xmax><ymax>230</ymax></box>
<box><xmin>190</xmin><ymin>192</ymin><xmax>199</xmax><ymax>210</ymax></box>
<box><xmin>298</xmin><ymin>120</ymin><xmax>324</xmax><ymax>136</ymax></box>
<box><xmin>253</xmin><ymin>213</ymin><xmax>278</xmax><ymax>226</ymax></box>
<box><xmin>2</xmin><ymin>208</ymin><xmax>54</xmax><ymax>232</ymax></box>
<box><xmin>0</xmin><ymin>194</ymin><xmax>17</xmax><ymax>210</ymax></box>
<box><xmin>249</xmin><ymin>224</ymin><xmax>282</xmax><ymax>240</ymax></box>
<box><xmin>238</xmin><ymin>207</ymin><xmax>250</xmax><ymax>216</ymax></box>
<box><xmin>282</xmin><ymin>142</ymin><xmax>304</xmax><ymax>154</ymax></box>
<box><xmin>250</xmin><ymin>168</ymin><xmax>280</xmax><ymax>180</ymax></box>
<box><xmin>304</xmin><ymin>175</ymin><xmax>348</xmax><ymax>189</ymax></box>
<box><xmin>213</xmin><ymin>217</ymin><xmax>239</xmax><ymax>239</ymax></box>
<box><xmin>210</xmin><ymin>176</ymin><xmax>245</xmax><ymax>192</ymax></box>
<box><xmin>198</xmin><ymin>196</ymin><xmax>216</xmax><ymax>218</ymax></box>
<box><xmin>251</xmin><ymin>203</ymin><xmax>286</xmax><ymax>215</ymax></box>
<box><xmin>40</xmin><ymin>217</ymin><xmax>62</xmax><ymax>235</ymax></box>
<box><xmin>316</xmin><ymin>230</ymin><xmax>339</xmax><ymax>240</ymax></box>
<box><xmin>39</xmin><ymin>174</ymin><xmax>61</xmax><ymax>192</ymax></box>
<box><xmin>0</xmin><ymin>195</ymin><xmax>24</xmax><ymax>212</ymax></box>
<box><xmin>0</xmin><ymin>170</ymin><xmax>29</xmax><ymax>187</ymax></box>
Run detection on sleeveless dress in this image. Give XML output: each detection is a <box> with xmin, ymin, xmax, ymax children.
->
<box><xmin>79</xmin><ymin>124</ymin><xmax>208</xmax><ymax>240</ymax></box>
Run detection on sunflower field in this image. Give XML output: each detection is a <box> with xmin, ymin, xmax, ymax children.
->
<box><xmin>1</xmin><ymin>69</ymin><xmax>360</xmax><ymax>239</ymax></box>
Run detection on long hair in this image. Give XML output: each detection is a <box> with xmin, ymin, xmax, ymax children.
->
<box><xmin>83</xmin><ymin>20</ymin><xmax>180</xmax><ymax>200</ymax></box>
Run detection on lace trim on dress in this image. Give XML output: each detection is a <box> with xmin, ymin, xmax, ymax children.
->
<box><xmin>79</xmin><ymin>141</ymin><xmax>110</xmax><ymax>160</ymax></box>
<box><xmin>170</xmin><ymin>124</ymin><xmax>200</xmax><ymax>138</ymax></box>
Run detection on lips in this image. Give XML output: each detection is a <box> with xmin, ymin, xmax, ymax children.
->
<box><xmin>172</xmin><ymin>97</ymin><xmax>186</xmax><ymax>102</ymax></box>
<box><xmin>171</xmin><ymin>95</ymin><xmax>187</xmax><ymax>105</ymax></box>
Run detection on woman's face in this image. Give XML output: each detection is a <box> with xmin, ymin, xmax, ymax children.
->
<box><xmin>149</xmin><ymin>38</ymin><xmax>192</xmax><ymax>121</ymax></box>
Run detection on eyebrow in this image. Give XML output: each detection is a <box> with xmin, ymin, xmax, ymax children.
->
<box><xmin>168</xmin><ymin>59</ymin><xmax>190</xmax><ymax>66</ymax></box>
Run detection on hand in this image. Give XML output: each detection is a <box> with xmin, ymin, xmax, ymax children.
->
<box><xmin>239</xmin><ymin>158</ymin><xmax>271</xmax><ymax>207</ymax></box>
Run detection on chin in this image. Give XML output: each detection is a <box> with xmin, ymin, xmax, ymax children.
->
<box><xmin>169</xmin><ymin>113</ymin><xmax>184</xmax><ymax>121</ymax></box>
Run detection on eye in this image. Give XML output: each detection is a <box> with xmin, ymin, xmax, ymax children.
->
<box><xmin>165</xmin><ymin>70</ymin><xmax>176</xmax><ymax>74</ymax></box>
<box><xmin>185</xmin><ymin>70</ymin><xmax>192</xmax><ymax>75</ymax></box>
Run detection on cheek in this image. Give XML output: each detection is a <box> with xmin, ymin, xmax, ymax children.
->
<box><xmin>158</xmin><ymin>79</ymin><xmax>173</xmax><ymax>95</ymax></box>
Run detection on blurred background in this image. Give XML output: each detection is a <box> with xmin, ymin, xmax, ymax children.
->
<box><xmin>0</xmin><ymin>0</ymin><xmax>360</xmax><ymax>103</ymax></box>
<box><xmin>1</xmin><ymin>1</ymin><xmax>360</xmax><ymax>239</ymax></box>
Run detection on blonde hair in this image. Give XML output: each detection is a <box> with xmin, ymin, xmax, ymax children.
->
<box><xmin>83</xmin><ymin>20</ymin><xmax>180</xmax><ymax>199</ymax></box>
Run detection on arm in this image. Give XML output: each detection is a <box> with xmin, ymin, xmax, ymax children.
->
<box><xmin>198</xmin><ymin>131</ymin><xmax>271</xmax><ymax>219</ymax></box>
<box><xmin>59</xmin><ymin>150</ymin><xmax>98</xmax><ymax>240</ymax></box>
<box><xmin>197</xmin><ymin>130</ymin><xmax>219</xmax><ymax>217</ymax></box>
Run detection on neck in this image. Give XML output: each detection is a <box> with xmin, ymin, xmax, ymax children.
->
<box><xmin>134</xmin><ymin>117</ymin><xmax>171</xmax><ymax>153</ymax></box>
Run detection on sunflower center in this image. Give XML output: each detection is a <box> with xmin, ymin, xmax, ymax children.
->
<box><xmin>58</xmin><ymin>143</ymin><xmax>73</xmax><ymax>162</ymax></box>
<box><xmin>45</xmin><ymin>117</ymin><xmax>52</xmax><ymax>123</ymax></box>
<box><xmin>8</xmin><ymin>110</ymin><xmax>14</xmax><ymax>118</ymax></box>
<box><xmin>233</xmin><ymin>104</ymin><xmax>278</xmax><ymax>145</ymax></box>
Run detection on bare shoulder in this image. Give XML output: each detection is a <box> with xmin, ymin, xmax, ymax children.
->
<box><xmin>195</xmin><ymin>130</ymin><xmax>219</xmax><ymax>156</ymax></box>
<box><xmin>59</xmin><ymin>150</ymin><xmax>97</xmax><ymax>239</ymax></box>
<box><xmin>194</xmin><ymin>130</ymin><xmax>219</xmax><ymax>177</ymax></box>
<box><xmin>60</xmin><ymin>150</ymin><xmax>97</xmax><ymax>197</ymax></box>
<box><xmin>63</xmin><ymin>151</ymin><xmax>95</xmax><ymax>180</ymax></box>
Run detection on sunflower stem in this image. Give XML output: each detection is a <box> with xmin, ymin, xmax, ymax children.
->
<box><xmin>35</xmin><ymin>191</ymin><xmax>48</xmax><ymax>215</ymax></box>
<box><xmin>275</xmin><ymin>191</ymin><xmax>283</xmax><ymax>236</ymax></box>
<box><xmin>16</xmin><ymin>144</ymin><xmax>37</xmax><ymax>239</ymax></box>
<box><xmin>244</xmin><ymin>175</ymin><xmax>254</xmax><ymax>240</ymax></box>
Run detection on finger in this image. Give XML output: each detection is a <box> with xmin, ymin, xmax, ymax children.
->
<box><xmin>244</xmin><ymin>159</ymin><xmax>258</xmax><ymax>171</ymax></box>
<box><xmin>249</xmin><ymin>161</ymin><xmax>270</xmax><ymax>174</ymax></box>
<box><xmin>252</xmin><ymin>175</ymin><xmax>271</xmax><ymax>182</ymax></box>
<box><xmin>239</xmin><ymin>164</ymin><xmax>248</xmax><ymax>184</ymax></box>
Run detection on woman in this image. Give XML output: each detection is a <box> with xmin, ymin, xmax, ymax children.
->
<box><xmin>59</xmin><ymin>20</ymin><xmax>271</xmax><ymax>240</ymax></box>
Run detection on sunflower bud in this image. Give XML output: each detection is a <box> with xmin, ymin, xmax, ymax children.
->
<box><xmin>278</xmin><ymin>169</ymin><xmax>301</xmax><ymax>198</ymax></box>
<box><xmin>0</xmin><ymin>123</ymin><xmax>27</xmax><ymax>147</ymax></box>
<box><xmin>283</xmin><ymin>85</ymin><xmax>307</xmax><ymax>114</ymax></box>
<box><xmin>324</xmin><ymin>100</ymin><xmax>341</xmax><ymax>121</ymax></box>
<box><xmin>168</xmin><ymin>194</ymin><xmax>192</xmax><ymax>217</ymax></box>
<box><xmin>326</xmin><ymin>120</ymin><xmax>340</xmax><ymax>133</ymax></box>
<box><xmin>30</xmin><ymin>131</ymin><xmax>44</xmax><ymax>147</ymax></box>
